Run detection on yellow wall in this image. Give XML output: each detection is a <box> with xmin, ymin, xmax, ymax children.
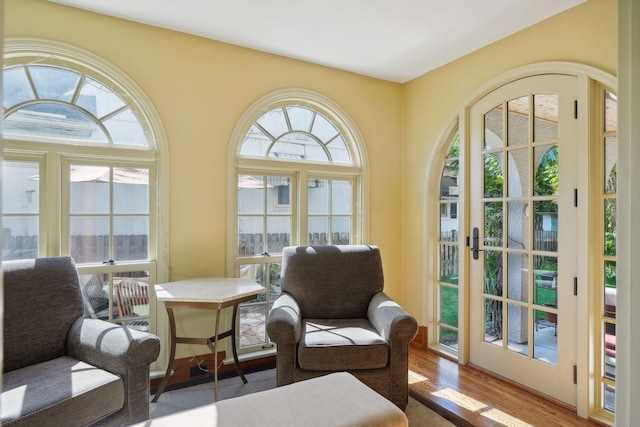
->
<box><xmin>4</xmin><ymin>0</ymin><xmax>618</xmax><ymax>328</ymax></box>
<box><xmin>5</xmin><ymin>0</ymin><xmax>404</xmax><ymax>295</ymax></box>
<box><xmin>400</xmin><ymin>0</ymin><xmax>617</xmax><ymax>320</ymax></box>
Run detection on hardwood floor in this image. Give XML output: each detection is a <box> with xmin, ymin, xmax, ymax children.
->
<box><xmin>408</xmin><ymin>346</ymin><xmax>607</xmax><ymax>427</ymax></box>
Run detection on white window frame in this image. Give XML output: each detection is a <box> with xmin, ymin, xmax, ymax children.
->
<box><xmin>227</xmin><ymin>89</ymin><xmax>369</xmax><ymax>358</ymax></box>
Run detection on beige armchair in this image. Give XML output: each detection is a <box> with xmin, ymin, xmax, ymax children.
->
<box><xmin>266</xmin><ymin>245</ymin><xmax>418</xmax><ymax>408</ymax></box>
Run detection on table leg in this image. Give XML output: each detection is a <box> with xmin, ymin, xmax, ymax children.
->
<box><xmin>213</xmin><ymin>308</ymin><xmax>221</xmax><ymax>401</ymax></box>
<box><xmin>230</xmin><ymin>303</ymin><xmax>248</xmax><ymax>383</ymax></box>
<box><xmin>151</xmin><ymin>306</ymin><xmax>177</xmax><ymax>402</ymax></box>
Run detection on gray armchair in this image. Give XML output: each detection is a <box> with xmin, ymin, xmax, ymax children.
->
<box><xmin>267</xmin><ymin>245</ymin><xmax>418</xmax><ymax>408</ymax></box>
<box><xmin>2</xmin><ymin>257</ymin><xmax>161</xmax><ymax>426</ymax></box>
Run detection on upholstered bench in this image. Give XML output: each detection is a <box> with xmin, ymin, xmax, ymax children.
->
<box><xmin>139</xmin><ymin>372</ymin><xmax>408</xmax><ymax>427</ymax></box>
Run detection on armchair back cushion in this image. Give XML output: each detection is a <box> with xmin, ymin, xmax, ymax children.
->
<box><xmin>3</xmin><ymin>257</ymin><xmax>84</xmax><ymax>373</ymax></box>
<box><xmin>281</xmin><ymin>245</ymin><xmax>383</xmax><ymax>319</ymax></box>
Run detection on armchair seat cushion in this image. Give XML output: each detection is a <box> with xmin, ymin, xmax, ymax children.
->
<box><xmin>1</xmin><ymin>356</ymin><xmax>123</xmax><ymax>426</ymax></box>
<box><xmin>298</xmin><ymin>319</ymin><xmax>388</xmax><ymax>370</ymax></box>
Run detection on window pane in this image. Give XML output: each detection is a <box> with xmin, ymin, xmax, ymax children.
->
<box><xmin>310</xmin><ymin>114</ymin><xmax>338</xmax><ymax>142</ymax></box>
<box><xmin>266</xmin><ymin>176</ymin><xmax>290</xmax><ymax>214</ymax></box>
<box><xmin>4</xmin><ymin>103</ymin><xmax>107</xmax><ymax>142</ymax></box>
<box><xmin>604</xmin><ymin>260</ymin><xmax>616</xmax><ymax>317</ymax></box>
<box><xmin>266</xmin><ymin>217</ymin><xmax>290</xmax><ymax>254</ymax></box>
<box><xmin>439</xmin><ymin>326</ymin><xmax>458</xmax><ymax>350</ymax></box>
<box><xmin>332</xmin><ymin>217</ymin><xmax>350</xmax><ymax>243</ymax></box>
<box><xmin>113</xmin><ymin>168</ymin><xmax>149</xmax><ymax>214</ymax></box>
<box><xmin>604</xmin><ymin>199</ymin><xmax>616</xmax><ymax>256</ymax></box>
<box><xmin>604</xmin><ymin>322</ymin><xmax>616</xmax><ymax>380</ymax></box>
<box><xmin>308</xmin><ymin>178</ymin><xmax>329</xmax><ymax>214</ymax></box>
<box><xmin>238</xmin><ymin>175</ymin><xmax>265</xmax><ymax>215</ymax></box>
<box><xmin>1</xmin><ymin>216</ymin><xmax>38</xmax><ymax>260</ymax></box>
<box><xmin>240</xmin><ymin>125</ymin><xmax>271</xmax><ymax>157</ymax></box>
<box><xmin>29</xmin><ymin>66</ymin><xmax>80</xmax><ymax>102</ymax></box>
<box><xmin>70</xmin><ymin>216</ymin><xmax>110</xmax><ymax>263</ymax></box>
<box><xmin>308</xmin><ymin>217</ymin><xmax>328</xmax><ymax>245</ymax></box>
<box><xmin>286</xmin><ymin>106</ymin><xmax>313</xmax><ymax>132</ymax></box>
<box><xmin>113</xmin><ymin>217</ymin><xmax>149</xmax><ymax>261</ymax></box>
<box><xmin>257</xmin><ymin>107</ymin><xmax>288</xmax><ymax>138</ymax></box>
<box><xmin>238</xmin><ymin>217</ymin><xmax>264</xmax><ymax>257</ymax></box>
<box><xmin>113</xmin><ymin>273</ymin><xmax>150</xmax><ymax>332</ymax></box>
<box><xmin>79</xmin><ymin>273</ymin><xmax>110</xmax><ymax>320</ymax></box>
<box><xmin>3</xmin><ymin>66</ymin><xmax>35</xmax><ymax>108</ymax></box>
<box><xmin>2</xmin><ymin>161</ymin><xmax>40</xmax><ymax>213</ymax></box>
<box><xmin>327</xmin><ymin>136</ymin><xmax>351</xmax><ymax>164</ymax></box>
<box><xmin>332</xmin><ymin>180</ymin><xmax>352</xmax><ymax>215</ymax></box>
<box><xmin>77</xmin><ymin>76</ymin><xmax>126</xmax><ymax>118</ymax></box>
<box><xmin>104</xmin><ymin>108</ymin><xmax>148</xmax><ymax>146</ymax></box>
<box><xmin>70</xmin><ymin>166</ymin><xmax>110</xmax><ymax>214</ymax></box>
<box><xmin>441</xmin><ymin>159</ymin><xmax>460</xmax><ymax>199</ymax></box>
<box><xmin>270</xmin><ymin>132</ymin><xmax>327</xmax><ymax>161</ymax></box>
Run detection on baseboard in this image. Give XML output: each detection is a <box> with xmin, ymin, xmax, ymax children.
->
<box><xmin>411</xmin><ymin>325</ymin><xmax>428</xmax><ymax>350</ymax></box>
<box><xmin>150</xmin><ymin>352</ymin><xmax>276</xmax><ymax>394</ymax></box>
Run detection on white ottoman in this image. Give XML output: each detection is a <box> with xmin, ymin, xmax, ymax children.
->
<box><xmin>136</xmin><ymin>372</ymin><xmax>408</xmax><ymax>427</ymax></box>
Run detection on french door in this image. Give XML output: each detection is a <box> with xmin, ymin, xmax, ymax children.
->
<box><xmin>468</xmin><ymin>74</ymin><xmax>580</xmax><ymax>405</ymax></box>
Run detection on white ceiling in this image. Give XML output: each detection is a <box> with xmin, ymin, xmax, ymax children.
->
<box><xmin>49</xmin><ymin>0</ymin><xmax>586</xmax><ymax>83</ymax></box>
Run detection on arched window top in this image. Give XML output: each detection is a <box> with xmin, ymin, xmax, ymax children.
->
<box><xmin>3</xmin><ymin>39</ymin><xmax>158</xmax><ymax>149</ymax></box>
<box><xmin>239</xmin><ymin>102</ymin><xmax>356</xmax><ymax>165</ymax></box>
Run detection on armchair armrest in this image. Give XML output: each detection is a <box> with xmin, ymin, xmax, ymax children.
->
<box><xmin>266</xmin><ymin>292</ymin><xmax>302</xmax><ymax>344</ymax></box>
<box><xmin>368</xmin><ymin>292</ymin><xmax>418</xmax><ymax>343</ymax></box>
<box><xmin>66</xmin><ymin>318</ymin><xmax>160</xmax><ymax>375</ymax></box>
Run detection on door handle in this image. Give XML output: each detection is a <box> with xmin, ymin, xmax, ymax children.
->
<box><xmin>471</xmin><ymin>227</ymin><xmax>482</xmax><ymax>260</ymax></box>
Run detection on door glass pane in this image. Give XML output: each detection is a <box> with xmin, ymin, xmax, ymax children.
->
<box><xmin>507</xmin><ymin>96</ymin><xmax>529</xmax><ymax>146</ymax></box>
<box><xmin>440</xmin><ymin>202</ymin><xmax>459</xmax><ymax>240</ymax></box>
<box><xmin>604</xmin><ymin>137</ymin><xmax>617</xmax><ymax>194</ymax></box>
<box><xmin>605</xmin><ymin>92</ymin><xmax>617</xmax><ymax>132</ymax></box>
<box><xmin>604</xmin><ymin>260</ymin><xmax>616</xmax><ymax>317</ymax></box>
<box><xmin>484</xmin><ymin>250</ymin><xmax>503</xmax><ymax>296</ymax></box>
<box><xmin>507</xmin><ymin>148</ymin><xmax>529</xmax><ymax>197</ymax></box>
<box><xmin>440</xmin><ymin>285</ymin><xmax>458</xmax><ymax>328</ymax></box>
<box><xmin>484</xmin><ymin>298</ymin><xmax>502</xmax><ymax>345</ymax></box>
<box><xmin>484</xmin><ymin>152</ymin><xmax>504</xmax><ymax>197</ymax></box>
<box><xmin>439</xmin><ymin>244</ymin><xmax>458</xmax><ymax>284</ymax></box>
<box><xmin>534</xmin><ymin>145</ymin><xmax>559</xmax><ymax>196</ymax></box>
<box><xmin>484</xmin><ymin>202</ymin><xmax>503</xmax><ymax>247</ymax></box>
<box><xmin>507</xmin><ymin>252</ymin><xmax>528</xmax><ymax>303</ymax></box>
<box><xmin>507</xmin><ymin>201</ymin><xmax>528</xmax><ymax>250</ymax></box>
<box><xmin>534</xmin><ymin>308</ymin><xmax>557</xmax><ymax>365</ymax></box>
<box><xmin>507</xmin><ymin>303</ymin><xmax>528</xmax><ymax>356</ymax></box>
<box><xmin>534</xmin><ymin>255</ymin><xmax>558</xmax><ymax>306</ymax></box>
<box><xmin>604</xmin><ymin>322</ymin><xmax>616</xmax><ymax>380</ymax></box>
<box><xmin>484</xmin><ymin>105</ymin><xmax>503</xmax><ymax>149</ymax></box>
<box><xmin>534</xmin><ymin>94</ymin><xmax>559</xmax><ymax>142</ymax></box>
<box><xmin>604</xmin><ymin>199</ymin><xmax>617</xmax><ymax>256</ymax></box>
<box><xmin>533</xmin><ymin>201</ymin><xmax>558</xmax><ymax>251</ymax></box>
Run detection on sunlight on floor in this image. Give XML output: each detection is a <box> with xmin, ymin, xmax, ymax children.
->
<box><xmin>430</xmin><ymin>387</ymin><xmax>535</xmax><ymax>427</ymax></box>
<box><xmin>408</xmin><ymin>370</ymin><xmax>429</xmax><ymax>384</ymax></box>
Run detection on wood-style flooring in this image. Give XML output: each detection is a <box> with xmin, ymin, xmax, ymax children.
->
<box><xmin>408</xmin><ymin>346</ymin><xmax>607</xmax><ymax>427</ymax></box>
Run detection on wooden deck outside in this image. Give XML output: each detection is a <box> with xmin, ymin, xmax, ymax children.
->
<box><xmin>408</xmin><ymin>346</ymin><xmax>607</xmax><ymax>427</ymax></box>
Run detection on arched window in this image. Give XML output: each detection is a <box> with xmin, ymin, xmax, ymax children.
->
<box><xmin>229</xmin><ymin>90</ymin><xmax>367</xmax><ymax>355</ymax></box>
<box><xmin>2</xmin><ymin>39</ymin><xmax>166</xmax><ymax>334</ymax></box>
